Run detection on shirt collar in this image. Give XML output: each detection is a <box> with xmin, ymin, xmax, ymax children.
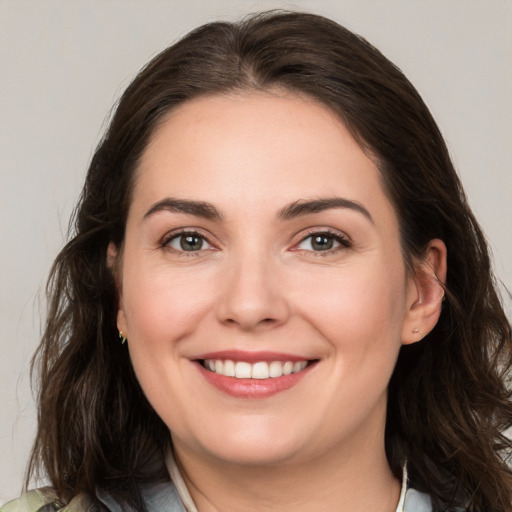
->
<box><xmin>165</xmin><ymin>450</ymin><xmax>198</xmax><ymax>512</ymax></box>
<box><xmin>165</xmin><ymin>451</ymin><xmax>413</xmax><ymax>512</ymax></box>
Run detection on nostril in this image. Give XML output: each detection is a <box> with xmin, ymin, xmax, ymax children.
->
<box><xmin>222</xmin><ymin>316</ymin><xmax>279</xmax><ymax>329</ymax></box>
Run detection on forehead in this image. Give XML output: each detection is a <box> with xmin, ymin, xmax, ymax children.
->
<box><xmin>131</xmin><ymin>91</ymin><xmax>396</xmax><ymax>227</ymax></box>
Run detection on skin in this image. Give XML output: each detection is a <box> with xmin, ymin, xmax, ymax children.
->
<box><xmin>114</xmin><ymin>91</ymin><xmax>446</xmax><ymax>511</ymax></box>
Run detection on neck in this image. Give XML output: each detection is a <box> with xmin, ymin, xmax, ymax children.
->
<box><xmin>171</xmin><ymin>434</ymin><xmax>401</xmax><ymax>512</ymax></box>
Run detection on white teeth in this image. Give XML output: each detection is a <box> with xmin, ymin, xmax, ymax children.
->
<box><xmin>203</xmin><ymin>359</ymin><xmax>309</xmax><ymax>379</ymax></box>
<box><xmin>252</xmin><ymin>362</ymin><xmax>269</xmax><ymax>379</ymax></box>
<box><xmin>223</xmin><ymin>359</ymin><xmax>235</xmax><ymax>377</ymax></box>
<box><xmin>282</xmin><ymin>361</ymin><xmax>293</xmax><ymax>375</ymax></box>
<box><xmin>293</xmin><ymin>361</ymin><xmax>307</xmax><ymax>373</ymax></box>
<box><xmin>269</xmin><ymin>361</ymin><xmax>283</xmax><ymax>377</ymax></box>
<box><xmin>235</xmin><ymin>361</ymin><xmax>252</xmax><ymax>378</ymax></box>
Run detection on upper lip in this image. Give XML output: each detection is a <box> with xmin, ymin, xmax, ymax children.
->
<box><xmin>193</xmin><ymin>350</ymin><xmax>314</xmax><ymax>363</ymax></box>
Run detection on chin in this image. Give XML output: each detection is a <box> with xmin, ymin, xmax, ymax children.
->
<box><xmin>175</xmin><ymin>416</ymin><xmax>310</xmax><ymax>467</ymax></box>
<box><xmin>204</xmin><ymin>439</ymin><xmax>304</xmax><ymax>467</ymax></box>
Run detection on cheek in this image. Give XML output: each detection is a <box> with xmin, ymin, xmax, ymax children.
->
<box><xmin>120</xmin><ymin>260</ymin><xmax>218</xmax><ymax>349</ymax></box>
<box><xmin>295</xmin><ymin>259</ymin><xmax>408</xmax><ymax>356</ymax></box>
<box><xmin>119</xmin><ymin>264</ymin><xmax>217</xmax><ymax>418</ymax></box>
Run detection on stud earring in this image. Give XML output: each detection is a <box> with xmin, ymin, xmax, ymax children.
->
<box><xmin>118</xmin><ymin>331</ymin><xmax>127</xmax><ymax>344</ymax></box>
<box><xmin>412</xmin><ymin>327</ymin><xmax>420</xmax><ymax>334</ymax></box>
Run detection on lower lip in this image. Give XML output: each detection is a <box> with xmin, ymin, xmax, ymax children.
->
<box><xmin>195</xmin><ymin>362</ymin><xmax>316</xmax><ymax>399</ymax></box>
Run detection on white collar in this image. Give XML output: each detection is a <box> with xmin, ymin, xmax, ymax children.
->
<box><xmin>395</xmin><ymin>464</ymin><xmax>408</xmax><ymax>512</ymax></box>
<box><xmin>165</xmin><ymin>450</ymin><xmax>198</xmax><ymax>512</ymax></box>
<box><xmin>165</xmin><ymin>451</ymin><xmax>409</xmax><ymax>512</ymax></box>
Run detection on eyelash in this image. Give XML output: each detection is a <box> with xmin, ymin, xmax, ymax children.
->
<box><xmin>161</xmin><ymin>229</ymin><xmax>215</xmax><ymax>255</ymax></box>
<box><xmin>294</xmin><ymin>229</ymin><xmax>351</xmax><ymax>256</ymax></box>
<box><xmin>161</xmin><ymin>227</ymin><xmax>350</xmax><ymax>257</ymax></box>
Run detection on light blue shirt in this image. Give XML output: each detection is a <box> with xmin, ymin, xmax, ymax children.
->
<box><xmin>95</xmin><ymin>481</ymin><xmax>433</xmax><ymax>512</ymax></box>
<box><xmin>2</xmin><ymin>455</ymin><xmax>433</xmax><ymax>512</ymax></box>
<box><xmin>95</xmin><ymin>454</ymin><xmax>433</xmax><ymax>512</ymax></box>
<box><xmin>2</xmin><ymin>479</ymin><xmax>432</xmax><ymax>512</ymax></box>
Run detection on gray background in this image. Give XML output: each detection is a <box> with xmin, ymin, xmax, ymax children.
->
<box><xmin>1</xmin><ymin>0</ymin><xmax>511</xmax><ymax>502</ymax></box>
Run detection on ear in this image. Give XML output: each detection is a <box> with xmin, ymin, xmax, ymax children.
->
<box><xmin>107</xmin><ymin>242</ymin><xmax>118</xmax><ymax>269</ymax></box>
<box><xmin>107</xmin><ymin>242</ymin><xmax>128</xmax><ymax>335</ymax></box>
<box><xmin>402</xmin><ymin>239</ymin><xmax>447</xmax><ymax>345</ymax></box>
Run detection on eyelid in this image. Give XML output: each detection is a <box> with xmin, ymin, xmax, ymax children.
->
<box><xmin>290</xmin><ymin>227</ymin><xmax>351</xmax><ymax>253</ymax></box>
<box><xmin>159</xmin><ymin>226</ymin><xmax>350</xmax><ymax>254</ymax></box>
<box><xmin>160</xmin><ymin>227</ymin><xmax>217</xmax><ymax>252</ymax></box>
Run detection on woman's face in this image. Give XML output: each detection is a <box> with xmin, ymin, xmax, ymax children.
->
<box><xmin>116</xmin><ymin>91</ymin><xmax>422</xmax><ymax>467</ymax></box>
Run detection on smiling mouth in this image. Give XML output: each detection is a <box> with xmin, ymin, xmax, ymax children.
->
<box><xmin>201</xmin><ymin>359</ymin><xmax>314</xmax><ymax>379</ymax></box>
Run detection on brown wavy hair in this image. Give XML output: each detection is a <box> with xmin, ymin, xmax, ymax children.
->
<box><xmin>28</xmin><ymin>11</ymin><xmax>512</xmax><ymax>511</ymax></box>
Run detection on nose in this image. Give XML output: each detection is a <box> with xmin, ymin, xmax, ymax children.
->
<box><xmin>216</xmin><ymin>250</ymin><xmax>290</xmax><ymax>331</ymax></box>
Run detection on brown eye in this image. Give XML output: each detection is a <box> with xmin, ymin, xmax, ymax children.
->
<box><xmin>180</xmin><ymin>234</ymin><xmax>203</xmax><ymax>251</ymax></box>
<box><xmin>297</xmin><ymin>232</ymin><xmax>348</xmax><ymax>252</ymax></box>
<box><xmin>311</xmin><ymin>235</ymin><xmax>334</xmax><ymax>251</ymax></box>
<box><xmin>167</xmin><ymin>232</ymin><xmax>211</xmax><ymax>252</ymax></box>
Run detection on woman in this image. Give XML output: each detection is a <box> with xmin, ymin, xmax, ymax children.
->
<box><xmin>3</xmin><ymin>10</ymin><xmax>511</xmax><ymax>512</ymax></box>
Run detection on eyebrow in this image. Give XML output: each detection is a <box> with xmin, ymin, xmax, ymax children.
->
<box><xmin>278</xmin><ymin>197</ymin><xmax>374</xmax><ymax>223</ymax></box>
<box><xmin>143</xmin><ymin>196</ymin><xmax>373</xmax><ymax>223</ymax></box>
<box><xmin>144</xmin><ymin>198</ymin><xmax>224</xmax><ymax>221</ymax></box>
